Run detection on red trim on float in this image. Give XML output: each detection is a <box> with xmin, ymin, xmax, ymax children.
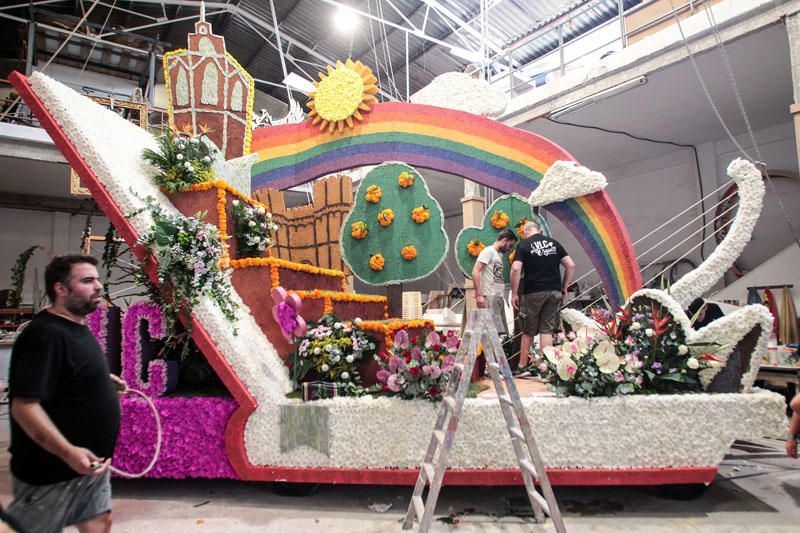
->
<box><xmin>8</xmin><ymin>72</ymin><xmax>717</xmax><ymax>489</ymax></box>
<box><xmin>230</xmin><ymin>466</ymin><xmax>718</xmax><ymax>486</ymax></box>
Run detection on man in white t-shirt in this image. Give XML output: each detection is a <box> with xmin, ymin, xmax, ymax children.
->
<box><xmin>471</xmin><ymin>229</ymin><xmax>518</xmax><ymax>336</ymax></box>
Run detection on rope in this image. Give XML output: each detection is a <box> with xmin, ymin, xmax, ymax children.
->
<box><xmin>668</xmin><ymin>0</ymin><xmax>800</xmax><ymax>249</ymax></box>
<box><xmin>108</xmin><ymin>387</ymin><xmax>163</xmax><ymax>479</ymax></box>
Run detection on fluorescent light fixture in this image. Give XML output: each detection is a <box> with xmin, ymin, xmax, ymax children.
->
<box><xmin>449</xmin><ymin>46</ymin><xmax>485</xmax><ymax>63</ymax></box>
<box><xmin>282</xmin><ymin>72</ymin><xmax>317</xmax><ymax>95</ymax></box>
<box><xmin>334</xmin><ymin>6</ymin><xmax>359</xmax><ymax>32</ymax></box>
<box><xmin>549</xmin><ymin>75</ymin><xmax>648</xmax><ymax>120</ymax></box>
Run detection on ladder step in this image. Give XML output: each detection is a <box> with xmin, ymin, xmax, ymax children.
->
<box><xmin>443</xmin><ymin>396</ymin><xmax>456</xmax><ymax>410</ymax></box>
<box><xmin>509</xmin><ymin>426</ymin><xmax>525</xmax><ymax>441</ymax></box>
<box><xmin>412</xmin><ymin>495</ymin><xmax>425</xmax><ymax>520</ymax></box>
<box><xmin>528</xmin><ymin>489</ymin><xmax>551</xmax><ymax>515</ymax></box>
<box><xmin>422</xmin><ymin>463</ymin><xmax>435</xmax><ymax>481</ymax></box>
<box><xmin>454</xmin><ymin>363</ymin><xmax>465</xmax><ymax>373</ymax></box>
<box><xmin>488</xmin><ymin>362</ymin><xmax>501</xmax><ymax>370</ymax></box>
<box><xmin>519</xmin><ymin>459</ymin><xmax>538</xmax><ymax>478</ymax></box>
<box><xmin>433</xmin><ymin>430</ymin><xmax>445</xmax><ymax>446</ymax></box>
<box><xmin>498</xmin><ymin>394</ymin><xmax>513</xmax><ymax>406</ymax></box>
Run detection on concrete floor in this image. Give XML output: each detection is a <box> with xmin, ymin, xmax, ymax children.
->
<box><xmin>1</xmin><ymin>406</ymin><xmax>799</xmax><ymax>532</ymax></box>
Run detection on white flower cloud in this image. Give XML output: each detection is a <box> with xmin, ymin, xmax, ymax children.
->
<box><xmin>410</xmin><ymin>72</ymin><xmax>507</xmax><ymax>118</ymax></box>
<box><xmin>529</xmin><ymin>160</ymin><xmax>608</xmax><ymax>207</ymax></box>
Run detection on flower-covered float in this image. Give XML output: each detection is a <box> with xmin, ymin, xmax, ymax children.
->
<box><xmin>8</xmin><ymin>38</ymin><xmax>785</xmax><ymax>488</ymax></box>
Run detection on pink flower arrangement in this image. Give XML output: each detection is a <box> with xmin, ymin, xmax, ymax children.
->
<box><xmin>271</xmin><ymin>286</ymin><xmax>307</xmax><ymax>340</ymax></box>
<box><xmin>112</xmin><ymin>396</ymin><xmax>238</xmax><ymax>479</ymax></box>
<box><xmin>375</xmin><ymin>329</ymin><xmax>459</xmax><ymax>400</ymax></box>
<box><xmin>121</xmin><ymin>301</ymin><xmax>175</xmax><ymax>397</ymax></box>
<box><xmin>87</xmin><ymin>305</ymin><xmax>109</xmax><ymax>354</ymax></box>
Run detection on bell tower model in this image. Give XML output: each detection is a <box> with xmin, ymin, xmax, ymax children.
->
<box><xmin>163</xmin><ymin>3</ymin><xmax>254</xmax><ymax>160</ymax></box>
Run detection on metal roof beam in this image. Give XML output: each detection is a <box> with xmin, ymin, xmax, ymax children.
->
<box><xmin>419</xmin><ymin>0</ymin><xmax>506</xmax><ymax>56</ymax></box>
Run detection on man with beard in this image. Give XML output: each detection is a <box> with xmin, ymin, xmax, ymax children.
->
<box><xmin>472</xmin><ymin>229</ymin><xmax>518</xmax><ymax>337</ymax></box>
<box><xmin>5</xmin><ymin>255</ymin><xmax>123</xmax><ymax>532</ymax></box>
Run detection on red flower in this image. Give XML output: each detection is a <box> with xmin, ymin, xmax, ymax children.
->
<box><xmin>432</xmin><ymin>344</ymin><xmax>442</xmax><ymax>352</ymax></box>
<box><xmin>651</xmin><ymin>304</ymin><xmax>670</xmax><ymax>336</ymax></box>
<box><xmin>701</xmin><ymin>352</ymin><xmax>721</xmax><ymax>362</ymax></box>
<box><xmin>405</xmin><ymin>355</ymin><xmax>412</xmax><ymax>363</ymax></box>
<box><xmin>403</xmin><ymin>349</ymin><xmax>411</xmax><ymax>358</ymax></box>
<box><xmin>409</xmin><ymin>367</ymin><xmax>421</xmax><ymax>377</ymax></box>
<box><xmin>410</xmin><ymin>336</ymin><xmax>417</xmax><ymax>344</ymax></box>
<box><xmin>429</xmin><ymin>387</ymin><xmax>439</xmax><ymax>397</ymax></box>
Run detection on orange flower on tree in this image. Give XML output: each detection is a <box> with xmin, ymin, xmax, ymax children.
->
<box><xmin>508</xmin><ymin>250</ymin><xmax>516</xmax><ymax>263</ymax></box>
<box><xmin>467</xmin><ymin>239</ymin><xmax>485</xmax><ymax>257</ymax></box>
<box><xmin>370</xmin><ymin>253</ymin><xmax>385</xmax><ymax>271</ymax></box>
<box><xmin>411</xmin><ymin>206</ymin><xmax>430</xmax><ymax>224</ymax></box>
<box><xmin>401</xmin><ymin>245</ymin><xmax>417</xmax><ymax>261</ymax></box>
<box><xmin>365</xmin><ymin>184</ymin><xmax>382</xmax><ymax>203</ymax></box>
<box><xmin>490</xmin><ymin>210</ymin><xmax>509</xmax><ymax>229</ymax></box>
<box><xmin>398</xmin><ymin>171</ymin><xmax>415</xmax><ymax>188</ymax></box>
<box><xmin>351</xmin><ymin>221</ymin><xmax>368</xmax><ymax>239</ymax></box>
<box><xmin>516</xmin><ymin>218</ymin><xmax>529</xmax><ymax>237</ymax></box>
<box><xmin>377</xmin><ymin>208</ymin><xmax>394</xmax><ymax>227</ymax></box>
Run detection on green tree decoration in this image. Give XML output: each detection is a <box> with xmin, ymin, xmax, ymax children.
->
<box><xmin>340</xmin><ymin>163</ymin><xmax>448</xmax><ymax>285</ymax></box>
<box><xmin>455</xmin><ymin>193</ymin><xmax>550</xmax><ymax>283</ymax></box>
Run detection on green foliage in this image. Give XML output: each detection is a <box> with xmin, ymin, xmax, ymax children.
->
<box><xmin>6</xmin><ymin>245</ymin><xmax>41</xmax><ymax>308</ymax></box>
<box><xmin>230</xmin><ymin>199</ymin><xmax>278</xmax><ymax>258</ymax></box>
<box><xmin>142</xmin><ymin>129</ymin><xmax>215</xmax><ymax>192</ymax></box>
<box><xmin>455</xmin><ymin>194</ymin><xmax>547</xmax><ymax>283</ymax></box>
<box><xmin>340</xmin><ymin>163</ymin><xmax>448</xmax><ymax>285</ymax></box>
<box><xmin>291</xmin><ymin>314</ymin><xmax>377</xmax><ymax>391</ymax></box>
<box><xmin>127</xmin><ymin>196</ymin><xmax>237</xmax><ymax>338</ymax></box>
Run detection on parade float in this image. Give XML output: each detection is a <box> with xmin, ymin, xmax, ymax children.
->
<box><xmin>7</xmin><ymin>12</ymin><xmax>785</xmax><ymax>489</ymax></box>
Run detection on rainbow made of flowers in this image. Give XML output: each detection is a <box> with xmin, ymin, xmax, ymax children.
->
<box><xmin>251</xmin><ymin>102</ymin><xmax>642</xmax><ymax>306</ymax></box>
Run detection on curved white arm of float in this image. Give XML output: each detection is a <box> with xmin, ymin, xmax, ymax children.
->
<box><xmin>670</xmin><ymin>158</ymin><xmax>765</xmax><ymax>308</ymax></box>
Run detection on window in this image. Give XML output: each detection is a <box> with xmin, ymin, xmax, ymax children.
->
<box><xmin>175</xmin><ymin>67</ymin><xmax>189</xmax><ymax>106</ymax></box>
<box><xmin>201</xmin><ymin>63</ymin><xmax>218</xmax><ymax>105</ymax></box>
<box><xmin>231</xmin><ymin>81</ymin><xmax>243</xmax><ymax>111</ymax></box>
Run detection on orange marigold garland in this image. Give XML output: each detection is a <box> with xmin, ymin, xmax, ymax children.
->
<box><xmin>323</xmin><ymin>297</ymin><xmax>333</xmax><ymax>315</ymax></box>
<box><xmin>377</xmin><ymin>209</ymin><xmax>394</xmax><ymax>227</ymax></box>
<box><xmin>370</xmin><ymin>253</ymin><xmax>385</xmax><ymax>271</ymax></box>
<box><xmin>398</xmin><ymin>171</ymin><xmax>415</xmax><ymax>188</ymax></box>
<box><xmin>270</xmin><ymin>265</ymin><xmax>280</xmax><ymax>288</ymax></box>
<box><xmin>411</xmin><ymin>206</ymin><xmax>430</xmax><ymax>224</ymax></box>
<box><xmin>401</xmin><ymin>245</ymin><xmax>417</xmax><ymax>261</ymax></box>
<box><xmin>351</xmin><ymin>221</ymin><xmax>368</xmax><ymax>239</ymax></box>
<box><xmin>490</xmin><ymin>210</ymin><xmax>510</xmax><ymax>229</ymax></box>
<box><xmin>216</xmin><ymin>187</ymin><xmax>230</xmax><ymax>264</ymax></box>
<box><xmin>467</xmin><ymin>239</ymin><xmax>485</xmax><ymax>257</ymax></box>
<box><xmin>365</xmin><ymin>184</ymin><xmax>382</xmax><ymax>203</ymax></box>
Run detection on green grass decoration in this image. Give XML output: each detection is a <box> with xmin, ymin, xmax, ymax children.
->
<box><xmin>340</xmin><ymin>163</ymin><xmax>448</xmax><ymax>286</ymax></box>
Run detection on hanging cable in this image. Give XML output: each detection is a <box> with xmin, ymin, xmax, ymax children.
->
<box><xmin>699</xmin><ymin>0</ymin><xmax>800</xmax><ymax>250</ymax></box>
<box><xmin>546</xmin><ymin>116</ymin><xmax>709</xmax><ymax>261</ymax></box>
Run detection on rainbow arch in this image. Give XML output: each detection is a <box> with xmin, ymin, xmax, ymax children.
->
<box><xmin>250</xmin><ymin>102</ymin><xmax>641</xmax><ymax>306</ymax></box>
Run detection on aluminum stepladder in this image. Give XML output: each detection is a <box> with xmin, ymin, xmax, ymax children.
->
<box><xmin>402</xmin><ymin>308</ymin><xmax>566</xmax><ymax>533</ymax></box>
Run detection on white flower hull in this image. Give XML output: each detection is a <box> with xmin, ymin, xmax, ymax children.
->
<box><xmin>245</xmin><ymin>391</ymin><xmax>785</xmax><ymax>470</ymax></box>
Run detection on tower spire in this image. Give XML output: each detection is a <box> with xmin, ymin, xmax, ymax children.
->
<box><xmin>200</xmin><ymin>0</ymin><xmax>206</xmax><ymax>23</ymax></box>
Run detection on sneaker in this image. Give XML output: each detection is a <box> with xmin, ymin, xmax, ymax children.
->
<box><xmin>511</xmin><ymin>366</ymin><xmax>530</xmax><ymax>378</ymax></box>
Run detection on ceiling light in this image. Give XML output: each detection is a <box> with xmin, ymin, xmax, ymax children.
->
<box><xmin>549</xmin><ymin>75</ymin><xmax>648</xmax><ymax>120</ymax></box>
<box><xmin>334</xmin><ymin>6</ymin><xmax>359</xmax><ymax>32</ymax></box>
<box><xmin>282</xmin><ymin>72</ymin><xmax>317</xmax><ymax>95</ymax></box>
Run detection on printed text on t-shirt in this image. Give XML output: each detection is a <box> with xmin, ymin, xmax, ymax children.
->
<box><xmin>529</xmin><ymin>240</ymin><xmax>558</xmax><ymax>256</ymax></box>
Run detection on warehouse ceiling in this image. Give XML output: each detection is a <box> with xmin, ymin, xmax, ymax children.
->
<box><xmin>0</xmin><ymin>0</ymin><xmax>644</xmax><ymax>105</ymax></box>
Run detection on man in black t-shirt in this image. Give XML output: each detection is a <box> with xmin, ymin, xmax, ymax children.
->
<box><xmin>511</xmin><ymin>221</ymin><xmax>575</xmax><ymax>374</ymax></box>
<box><xmin>6</xmin><ymin>255</ymin><xmax>124</xmax><ymax>532</ymax></box>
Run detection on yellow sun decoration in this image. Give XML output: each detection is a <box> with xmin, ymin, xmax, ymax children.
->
<box><xmin>307</xmin><ymin>59</ymin><xmax>379</xmax><ymax>133</ymax></box>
